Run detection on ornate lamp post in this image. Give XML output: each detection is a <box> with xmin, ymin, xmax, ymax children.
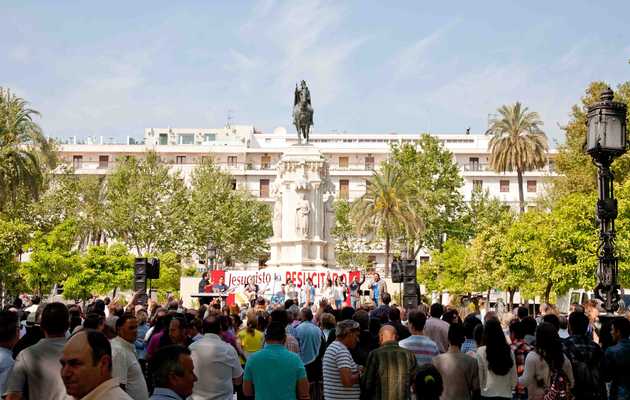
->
<box><xmin>585</xmin><ymin>87</ymin><xmax>627</xmax><ymax>313</ymax></box>
<box><xmin>206</xmin><ymin>242</ymin><xmax>217</xmax><ymax>271</ymax></box>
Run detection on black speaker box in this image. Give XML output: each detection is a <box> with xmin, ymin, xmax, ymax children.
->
<box><xmin>147</xmin><ymin>258</ymin><xmax>160</xmax><ymax>279</ymax></box>
<box><xmin>403</xmin><ymin>260</ymin><xmax>417</xmax><ymax>278</ymax></box>
<box><xmin>403</xmin><ymin>282</ymin><xmax>417</xmax><ymax>296</ymax></box>
<box><xmin>134</xmin><ymin>257</ymin><xmax>147</xmax><ymax>275</ymax></box>
<box><xmin>391</xmin><ymin>261</ymin><xmax>402</xmax><ymax>283</ymax></box>
<box><xmin>403</xmin><ymin>295</ymin><xmax>418</xmax><ymax>309</ymax></box>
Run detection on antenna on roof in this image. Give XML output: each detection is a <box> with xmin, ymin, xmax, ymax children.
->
<box><xmin>226</xmin><ymin>109</ymin><xmax>234</xmax><ymax>129</ymax></box>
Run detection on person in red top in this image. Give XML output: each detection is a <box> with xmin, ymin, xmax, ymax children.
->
<box><xmin>509</xmin><ymin>319</ymin><xmax>533</xmax><ymax>400</ymax></box>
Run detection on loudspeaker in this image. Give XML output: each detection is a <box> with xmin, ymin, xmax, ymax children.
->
<box><xmin>403</xmin><ymin>282</ymin><xmax>417</xmax><ymax>296</ymax></box>
<box><xmin>147</xmin><ymin>258</ymin><xmax>160</xmax><ymax>279</ymax></box>
<box><xmin>134</xmin><ymin>274</ymin><xmax>147</xmax><ymax>292</ymax></box>
<box><xmin>134</xmin><ymin>258</ymin><xmax>147</xmax><ymax>275</ymax></box>
<box><xmin>134</xmin><ymin>258</ymin><xmax>148</xmax><ymax>292</ymax></box>
<box><xmin>403</xmin><ymin>260</ymin><xmax>417</xmax><ymax>278</ymax></box>
<box><xmin>403</xmin><ymin>295</ymin><xmax>418</xmax><ymax>310</ymax></box>
<box><xmin>391</xmin><ymin>261</ymin><xmax>403</xmax><ymax>283</ymax></box>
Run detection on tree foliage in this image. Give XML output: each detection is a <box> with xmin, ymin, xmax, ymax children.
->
<box><xmin>0</xmin><ymin>88</ymin><xmax>56</xmax><ymax>218</ymax></box>
<box><xmin>487</xmin><ymin>102</ymin><xmax>548</xmax><ymax>213</ymax></box>
<box><xmin>389</xmin><ymin>134</ymin><xmax>466</xmax><ymax>253</ymax></box>
<box><xmin>20</xmin><ymin>219</ymin><xmax>80</xmax><ymax>296</ymax></box>
<box><xmin>332</xmin><ymin>199</ymin><xmax>369</xmax><ymax>269</ymax></box>
<box><xmin>0</xmin><ymin>218</ymin><xmax>31</xmax><ymax>300</ymax></box>
<box><xmin>63</xmin><ymin>243</ymin><xmax>134</xmax><ymax>301</ymax></box>
<box><xmin>105</xmin><ymin>151</ymin><xmax>191</xmax><ymax>255</ymax></box>
<box><xmin>189</xmin><ymin>160</ymin><xmax>272</xmax><ymax>264</ymax></box>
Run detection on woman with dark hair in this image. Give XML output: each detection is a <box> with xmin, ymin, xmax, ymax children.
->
<box><xmin>519</xmin><ymin>322</ymin><xmax>574</xmax><ymax>399</ymax></box>
<box><xmin>475</xmin><ymin>319</ymin><xmax>517</xmax><ymax>399</ymax></box>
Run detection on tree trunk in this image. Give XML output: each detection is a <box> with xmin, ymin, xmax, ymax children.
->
<box><xmin>508</xmin><ymin>288</ymin><xmax>516</xmax><ymax>311</ymax></box>
<box><xmin>543</xmin><ymin>281</ymin><xmax>553</xmax><ymax>304</ymax></box>
<box><xmin>517</xmin><ymin>168</ymin><xmax>525</xmax><ymax>213</ymax></box>
<box><xmin>486</xmin><ymin>287</ymin><xmax>491</xmax><ymax>304</ymax></box>
<box><xmin>384</xmin><ymin>234</ymin><xmax>391</xmax><ymax>278</ymax></box>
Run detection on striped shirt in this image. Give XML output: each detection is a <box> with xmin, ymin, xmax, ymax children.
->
<box><xmin>399</xmin><ymin>335</ymin><xmax>439</xmax><ymax>366</ymax></box>
<box><xmin>323</xmin><ymin>341</ymin><xmax>360</xmax><ymax>400</ymax></box>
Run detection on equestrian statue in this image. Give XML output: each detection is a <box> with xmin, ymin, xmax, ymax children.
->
<box><xmin>293</xmin><ymin>80</ymin><xmax>314</xmax><ymax>144</ymax></box>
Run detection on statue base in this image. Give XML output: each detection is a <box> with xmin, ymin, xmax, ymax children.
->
<box><xmin>267</xmin><ymin>144</ymin><xmax>336</xmax><ymax>269</ymax></box>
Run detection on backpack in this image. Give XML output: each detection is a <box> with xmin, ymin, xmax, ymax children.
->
<box><xmin>563</xmin><ymin>340</ymin><xmax>606</xmax><ymax>399</ymax></box>
<box><xmin>543</xmin><ymin>369</ymin><xmax>572</xmax><ymax>400</ymax></box>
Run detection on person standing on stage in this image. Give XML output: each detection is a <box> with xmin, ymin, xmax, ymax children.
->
<box><xmin>286</xmin><ymin>279</ymin><xmax>299</xmax><ymax>304</ymax></box>
<box><xmin>198</xmin><ymin>273</ymin><xmax>210</xmax><ymax>305</ymax></box>
<box><xmin>369</xmin><ymin>273</ymin><xmax>387</xmax><ymax>306</ymax></box>
<box><xmin>301</xmin><ymin>278</ymin><xmax>317</xmax><ymax>307</ymax></box>
<box><xmin>244</xmin><ymin>277</ymin><xmax>259</xmax><ymax>307</ymax></box>
<box><xmin>212</xmin><ymin>277</ymin><xmax>229</xmax><ymax>294</ymax></box>
<box><xmin>349</xmin><ymin>274</ymin><xmax>365</xmax><ymax>309</ymax></box>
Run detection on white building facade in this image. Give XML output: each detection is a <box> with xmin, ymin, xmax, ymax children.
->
<box><xmin>57</xmin><ymin>126</ymin><xmax>556</xmax><ymax>268</ymax></box>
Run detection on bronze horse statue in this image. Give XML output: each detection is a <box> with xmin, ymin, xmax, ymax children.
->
<box><xmin>293</xmin><ymin>80</ymin><xmax>313</xmax><ymax>144</ymax></box>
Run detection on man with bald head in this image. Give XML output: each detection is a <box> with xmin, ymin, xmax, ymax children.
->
<box><xmin>361</xmin><ymin>325</ymin><xmax>416</xmax><ymax>400</ymax></box>
<box><xmin>60</xmin><ymin>330</ymin><xmax>132</xmax><ymax>399</ymax></box>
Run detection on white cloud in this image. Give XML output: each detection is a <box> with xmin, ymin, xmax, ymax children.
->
<box><xmin>391</xmin><ymin>18</ymin><xmax>460</xmax><ymax>81</ymax></box>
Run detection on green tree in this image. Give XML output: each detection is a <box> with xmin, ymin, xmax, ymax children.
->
<box><xmin>189</xmin><ymin>160</ymin><xmax>271</xmax><ymax>264</ymax></box>
<box><xmin>105</xmin><ymin>151</ymin><xmax>191</xmax><ymax>255</ymax></box>
<box><xmin>20</xmin><ymin>219</ymin><xmax>80</xmax><ymax>296</ymax></box>
<box><xmin>351</xmin><ymin>163</ymin><xmax>422</xmax><ymax>277</ymax></box>
<box><xmin>0</xmin><ymin>88</ymin><xmax>57</xmax><ymax>216</ymax></box>
<box><xmin>487</xmin><ymin>102</ymin><xmax>549</xmax><ymax>213</ymax></box>
<box><xmin>0</xmin><ymin>218</ymin><xmax>30</xmax><ymax>303</ymax></box>
<box><xmin>332</xmin><ymin>200</ymin><xmax>369</xmax><ymax>269</ymax></box>
<box><xmin>150</xmin><ymin>252</ymin><xmax>182</xmax><ymax>298</ymax></box>
<box><xmin>421</xmin><ymin>239</ymin><xmax>471</xmax><ymax>294</ymax></box>
<box><xmin>389</xmin><ymin>134</ymin><xmax>465</xmax><ymax>253</ymax></box>
<box><xmin>63</xmin><ymin>243</ymin><xmax>134</xmax><ymax>301</ymax></box>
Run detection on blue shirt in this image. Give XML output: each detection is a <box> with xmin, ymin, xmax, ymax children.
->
<box><xmin>150</xmin><ymin>387</ymin><xmax>183</xmax><ymax>400</ymax></box>
<box><xmin>0</xmin><ymin>347</ymin><xmax>14</xmax><ymax>396</ymax></box>
<box><xmin>604</xmin><ymin>338</ymin><xmax>630</xmax><ymax>400</ymax></box>
<box><xmin>135</xmin><ymin>322</ymin><xmax>149</xmax><ymax>360</ymax></box>
<box><xmin>295</xmin><ymin>321</ymin><xmax>323</xmax><ymax>365</ymax></box>
<box><xmin>244</xmin><ymin>344</ymin><xmax>307</xmax><ymax>400</ymax></box>
<box><xmin>399</xmin><ymin>335</ymin><xmax>440</xmax><ymax>366</ymax></box>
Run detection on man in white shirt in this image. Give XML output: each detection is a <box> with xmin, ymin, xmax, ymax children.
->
<box><xmin>423</xmin><ymin>303</ymin><xmax>450</xmax><ymax>353</ymax></box>
<box><xmin>111</xmin><ymin>314</ymin><xmax>149</xmax><ymax>400</ymax></box>
<box><xmin>189</xmin><ymin>314</ymin><xmax>243</xmax><ymax>400</ymax></box>
<box><xmin>61</xmin><ymin>330</ymin><xmax>133</xmax><ymax>400</ymax></box>
<box><xmin>4</xmin><ymin>302</ymin><xmax>70</xmax><ymax>400</ymax></box>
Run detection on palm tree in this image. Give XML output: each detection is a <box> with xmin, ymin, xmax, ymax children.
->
<box><xmin>351</xmin><ymin>163</ymin><xmax>423</xmax><ymax>277</ymax></box>
<box><xmin>0</xmin><ymin>88</ymin><xmax>55</xmax><ymax>213</ymax></box>
<box><xmin>487</xmin><ymin>102</ymin><xmax>548</xmax><ymax>213</ymax></box>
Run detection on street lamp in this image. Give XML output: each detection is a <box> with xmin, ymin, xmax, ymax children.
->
<box><xmin>585</xmin><ymin>87</ymin><xmax>627</xmax><ymax>313</ymax></box>
<box><xmin>206</xmin><ymin>242</ymin><xmax>217</xmax><ymax>271</ymax></box>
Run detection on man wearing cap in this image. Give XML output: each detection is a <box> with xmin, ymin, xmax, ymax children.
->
<box><xmin>322</xmin><ymin>320</ymin><xmax>362</xmax><ymax>400</ymax></box>
<box><xmin>243</xmin><ymin>322</ymin><xmax>309</xmax><ymax>400</ymax></box>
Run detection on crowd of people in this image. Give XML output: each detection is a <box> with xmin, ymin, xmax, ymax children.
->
<box><xmin>0</xmin><ymin>290</ymin><xmax>629</xmax><ymax>400</ymax></box>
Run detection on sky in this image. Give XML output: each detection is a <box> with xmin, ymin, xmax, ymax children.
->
<box><xmin>1</xmin><ymin>1</ymin><xmax>629</xmax><ymax>146</ymax></box>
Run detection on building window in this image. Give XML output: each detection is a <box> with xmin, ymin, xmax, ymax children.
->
<box><xmin>339</xmin><ymin>179</ymin><xmax>349</xmax><ymax>200</ymax></box>
<box><xmin>203</xmin><ymin>133</ymin><xmax>216</xmax><ymax>142</ymax></box>
<box><xmin>365</xmin><ymin>156</ymin><xmax>374</xmax><ymax>170</ymax></box>
<box><xmin>178</xmin><ymin>134</ymin><xmax>194</xmax><ymax>145</ymax></box>
<box><xmin>261</xmin><ymin>155</ymin><xmax>271</xmax><ymax>169</ymax></box>
<box><xmin>339</xmin><ymin>156</ymin><xmax>349</xmax><ymax>169</ymax></box>
<box><xmin>500</xmin><ymin>180</ymin><xmax>510</xmax><ymax>193</ymax></box>
<box><xmin>176</xmin><ymin>156</ymin><xmax>186</xmax><ymax>165</ymax></box>
<box><xmin>473</xmin><ymin>180</ymin><xmax>483</xmax><ymax>191</ymax></box>
<box><xmin>72</xmin><ymin>155</ymin><xmax>83</xmax><ymax>169</ymax></box>
<box><xmin>260</xmin><ymin>179</ymin><xmax>270</xmax><ymax>198</ymax></box>
<box><xmin>159</xmin><ymin>133</ymin><xmax>168</xmax><ymax>145</ymax></box>
<box><xmin>469</xmin><ymin>157</ymin><xmax>480</xmax><ymax>171</ymax></box>
<box><xmin>98</xmin><ymin>155</ymin><xmax>109</xmax><ymax>169</ymax></box>
<box><xmin>230</xmin><ymin>179</ymin><xmax>237</xmax><ymax>190</ymax></box>
<box><xmin>227</xmin><ymin>156</ymin><xmax>237</xmax><ymax>167</ymax></box>
<box><xmin>527</xmin><ymin>180</ymin><xmax>537</xmax><ymax>193</ymax></box>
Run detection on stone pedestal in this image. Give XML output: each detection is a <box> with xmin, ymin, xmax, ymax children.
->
<box><xmin>268</xmin><ymin>144</ymin><xmax>336</xmax><ymax>268</ymax></box>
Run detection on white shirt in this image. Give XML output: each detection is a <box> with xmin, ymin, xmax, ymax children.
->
<box><xmin>3</xmin><ymin>337</ymin><xmax>70</xmax><ymax>400</ymax></box>
<box><xmin>190</xmin><ymin>333</ymin><xmax>243</xmax><ymax>400</ymax></box>
<box><xmin>475</xmin><ymin>346</ymin><xmax>517</xmax><ymax>399</ymax></box>
<box><xmin>80</xmin><ymin>378</ymin><xmax>133</xmax><ymax>400</ymax></box>
<box><xmin>111</xmin><ymin>336</ymin><xmax>149</xmax><ymax>400</ymax></box>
